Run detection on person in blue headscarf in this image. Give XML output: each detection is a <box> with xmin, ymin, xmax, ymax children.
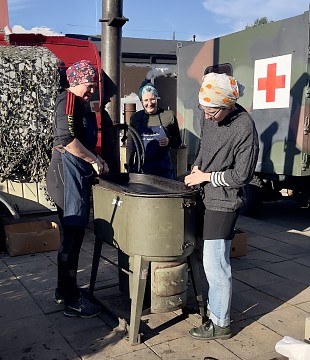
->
<box><xmin>126</xmin><ymin>79</ymin><xmax>182</xmax><ymax>179</ymax></box>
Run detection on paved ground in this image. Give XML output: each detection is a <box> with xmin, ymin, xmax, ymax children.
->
<box><xmin>0</xmin><ymin>199</ymin><xmax>309</xmax><ymax>360</ymax></box>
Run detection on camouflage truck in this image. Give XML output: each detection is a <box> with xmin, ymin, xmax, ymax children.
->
<box><xmin>176</xmin><ymin>9</ymin><xmax>310</xmax><ymax>214</ymax></box>
<box><xmin>0</xmin><ymin>33</ymin><xmax>101</xmax><ymax>215</ymax></box>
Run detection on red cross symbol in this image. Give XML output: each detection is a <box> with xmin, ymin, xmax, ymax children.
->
<box><xmin>257</xmin><ymin>63</ymin><xmax>286</xmax><ymax>102</ymax></box>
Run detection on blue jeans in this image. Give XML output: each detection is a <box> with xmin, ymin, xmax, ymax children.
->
<box><xmin>203</xmin><ymin>239</ymin><xmax>232</xmax><ymax>327</ymax></box>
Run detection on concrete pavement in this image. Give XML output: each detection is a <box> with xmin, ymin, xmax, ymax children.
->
<box><xmin>0</xmin><ymin>201</ymin><xmax>309</xmax><ymax>360</ymax></box>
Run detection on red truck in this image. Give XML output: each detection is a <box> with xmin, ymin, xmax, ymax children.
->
<box><xmin>0</xmin><ymin>32</ymin><xmax>102</xmax><ymax>214</ymax></box>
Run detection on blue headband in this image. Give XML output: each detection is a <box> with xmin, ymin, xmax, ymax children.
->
<box><xmin>138</xmin><ymin>83</ymin><xmax>158</xmax><ymax>99</ymax></box>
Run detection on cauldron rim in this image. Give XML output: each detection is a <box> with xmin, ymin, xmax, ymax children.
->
<box><xmin>97</xmin><ymin>173</ymin><xmax>199</xmax><ymax>198</ymax></box>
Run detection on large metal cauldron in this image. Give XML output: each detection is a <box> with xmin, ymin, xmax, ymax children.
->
<box><xmin>91</xmin><ymin>173</ymin><xmax>205</xmax><ymax>344</ymax></box>
<box><xmin>93</xmin><ymin>173</ymin><xmax>198</xmax><ymax>260</ymax></box>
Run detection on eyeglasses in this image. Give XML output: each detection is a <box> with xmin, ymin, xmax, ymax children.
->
<box><xmin>142</xmin><ymin>98</ymin><xmax>157</xmax><ymax>104</ymax></box>
<box><xmin>198</xmin><ymin>105</ymin><xmax>225</xmax><ymax>119</ymax></box>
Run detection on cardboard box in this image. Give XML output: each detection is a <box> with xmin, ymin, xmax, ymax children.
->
<box><xmin>197</xmin><ymin>229</ymin><xmax>247</xmax><ymax>259</ymax></box>
<box><xmin>230</xmin><ymin>229</ymin><xmax>247</xmax><ymax>258</ymax></box>
<box><xmin>5</xmin><ymin>221</ymin><xmax>60</xmax><ymax>256</ymax></box>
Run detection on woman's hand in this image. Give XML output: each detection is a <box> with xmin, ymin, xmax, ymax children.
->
<box><xmin>184</xmin><ymin>166</ymin><xmax>210</xmax><ymax>186</ymax></box>
<box><xmin>158</xmin><ymin>136</ymin><xmax>169</xmax><ymax>147</ymax></box>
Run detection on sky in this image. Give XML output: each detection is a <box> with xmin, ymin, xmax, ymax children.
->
<box><xmin>6</xmin><ymin>0</ymin><xmax>310</xmax><ymax>41</ymax></box>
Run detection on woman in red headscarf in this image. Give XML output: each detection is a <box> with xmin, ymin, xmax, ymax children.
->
<box><xmin>46</xmin><ymin>60</ymin><xmax>108</xmax><ymax>318</ymax></box>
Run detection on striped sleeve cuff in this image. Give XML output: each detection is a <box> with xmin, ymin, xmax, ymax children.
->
<box><xmin>210</xmin><ymin>171</ymin><xmax>229</xmax><ymax>187</ymax></box>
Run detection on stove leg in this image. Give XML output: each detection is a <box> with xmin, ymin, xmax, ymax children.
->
<box><xmin>188</xmin><ymin>251</ymin><xmax>207</xmax><ymax>323</ymax></box>
<box><xmin>89</xmin><ymin>236</ymin><xmax>103</xmax><ymax>295</ymax></box>
<box><xmin>128</xmin><ymin>255</ymin><xmax>149</xmax><ymax>345</ymax></box>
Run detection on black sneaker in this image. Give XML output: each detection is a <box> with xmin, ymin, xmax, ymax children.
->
<box><xmin>64</xmin><ymin>297</ymin><xmax>101</xmax><ymax>318</ymax></box>
<box><xmin>189</xmin><ymin>319</ymin><xmax>231</xmax><ymax>340</ymax></box>
<box><xmin>54</xmin><ymin>287</ymin><xmax>89</xmax><ymax>305</ymax></box>
<box><xmin>55</xmin><ymin>288</ymin><xmax>65</xmax><ymax>304</ymax></box>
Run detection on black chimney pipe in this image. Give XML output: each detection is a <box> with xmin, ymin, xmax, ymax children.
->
<box><xmin>99</xmin><ymin>0</ymin><xmax>128</xmax><ymax>173</ymax></box>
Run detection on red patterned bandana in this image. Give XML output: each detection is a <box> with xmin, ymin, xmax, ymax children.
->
<box><xmin>66</xmin><ymin>60</ymin><xmax>98</xmax><ymax>87</ymax></box>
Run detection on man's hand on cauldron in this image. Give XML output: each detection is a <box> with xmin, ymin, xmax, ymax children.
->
<box><xmin>97</xmin><ymin>155</ymin><xmax>109</xmax><ymax>174</ymax></box>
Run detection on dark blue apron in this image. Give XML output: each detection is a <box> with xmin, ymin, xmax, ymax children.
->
<box><xmin>139</xmin><ymin>114</ymin><xmax>175</xmax><ymax>179</ymax></box>
<box><xmin>60</xmin><ymin>107</ymin><xmax>97</xmax><ymax>226</ymax></box>
<box><xmin>61</xmin><ymin>151</ymin><xmax>94</xmax><ymax>226</ymax></box>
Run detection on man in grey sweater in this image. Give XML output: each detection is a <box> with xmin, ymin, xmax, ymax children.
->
<box><xmin>185</xmin><ymin>72</ymin><xmax>259</xmax><ymax>340</ymax></box>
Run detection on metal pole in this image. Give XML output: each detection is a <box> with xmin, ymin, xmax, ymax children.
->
<box><xmin>124</xmin><ymin>103</ymin><xmax>136</xmax><ymax>124</ymax></box>
<box><xmin>0</xmin><ymin>0</ymin><xmax>11</xmax><ymax>32</ymax></box>
<box><xmin>100</xmin><ymin>0</ymin><xmax>128</xmax><ymax>173</ymax></box>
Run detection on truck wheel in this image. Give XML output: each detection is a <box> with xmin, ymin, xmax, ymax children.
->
<box><xmin>239</xmin><ymin>175</ymin><xmax>264</xmax><ymax>217</ymax></box>
<box><xmin>291</xmin><ymin>189</ymin><xmax>310</xmax><ymax>209</ymax></box>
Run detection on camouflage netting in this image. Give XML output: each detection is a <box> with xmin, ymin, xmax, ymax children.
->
<box><xmin>0</xmin><ymin>45</ymin><xmax>61</xmax><ymax>183</ymax></box>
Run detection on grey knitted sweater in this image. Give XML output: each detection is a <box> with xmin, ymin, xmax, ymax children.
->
<box><xmin>194</xmin><ymin>104</ymin><xmax>259</xmax><ymax>212</ymax></box>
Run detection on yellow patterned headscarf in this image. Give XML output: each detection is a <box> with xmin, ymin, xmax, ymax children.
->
<box><xmin>198</xmin><ymin>72</ymin><xmax>244</xmax><ymax>108</ymax></box>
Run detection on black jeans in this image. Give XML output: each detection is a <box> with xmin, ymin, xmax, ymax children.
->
<box><xmin>57</xmin><ymin>206</ymin><xmax>86</xmax><ymax>302</ymax></box>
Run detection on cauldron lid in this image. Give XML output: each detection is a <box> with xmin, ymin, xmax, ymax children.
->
<box><xmin>97</xmin><ymin>173</ymin><xmax>200</xmax><ymax>198</ymax></box>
